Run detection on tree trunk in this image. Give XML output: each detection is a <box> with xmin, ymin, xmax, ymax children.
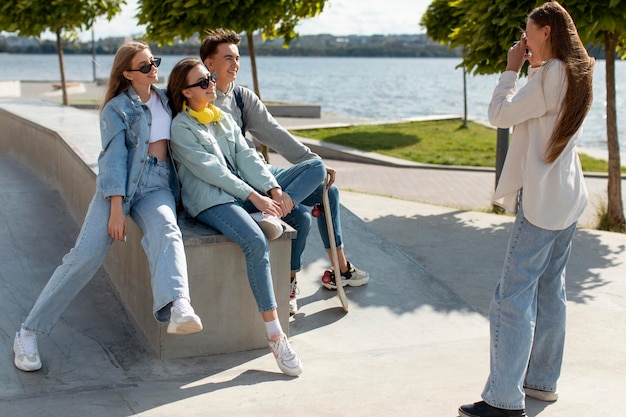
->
<box><xmin>56</xmin><ymin>29</ymin><xmax>68</xmax><ymax>106</ymax></box>
<box><xmin>604</xmin><ymin>34</ymin><xmax>625</xmax><ymax>231</ymax></box>
<box><xmin>247</xmin><ymin>32</ymin><xmax>269</xmax><ymax>162</ymax></box>
<box><xmin>462</xmin><ymin>64</ymin><xmax>468</xmax><ymax>128</ymax></box>
<box><xmin>462</xmin><ymin>50</ymin><xmax>468</xmax><ymax>128</ymax></box>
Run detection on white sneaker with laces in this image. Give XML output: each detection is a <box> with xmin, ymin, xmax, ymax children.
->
<box><xmin>289</xmin><ymin>279</ymin><xmax>299</xmax><ymax>315</ymax></box>
<box><xmin>167</xmin><ymin>303</ymin><xmax>203</xmax><ymax>335</ymax></box>
<box><xmin>267</xmin><ymin>333</ymin><xmax>303</xmax><ymax>376</ymax></box>
<box><xmin>14</xmin><ymin>330</ymin><xmax>42</xmax><ymax>372</ymax></box>
<box><xmin>250</xmin><ymin>212</ymin><xmax>284</xmax><ymax>240</ymax></box>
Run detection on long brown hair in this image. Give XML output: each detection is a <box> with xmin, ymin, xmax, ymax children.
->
<box><xmin>101</xmin><ymin>41</ymin><xmax>150</xmax><ymax>110</ymax></box>
<box><xmin>166</xmin><ymin>57</ymin><xmax>203</xmax><ymax>118</ymax></box>
<box><xmin>529</xmin><ymin>1</ymin><xmax>594</xmax><ymax>163</ymax></box>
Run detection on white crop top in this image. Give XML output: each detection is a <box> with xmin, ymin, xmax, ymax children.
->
<box><xmin>146</xmin><ymin>90</ymin><xmax>171</xmax><ymax>143</ymax></box>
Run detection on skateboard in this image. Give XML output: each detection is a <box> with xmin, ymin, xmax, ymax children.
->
<box><xmin>315</xmin><ymin>173</ymin><xmax>349</xmax><ymax>312</ymax></box>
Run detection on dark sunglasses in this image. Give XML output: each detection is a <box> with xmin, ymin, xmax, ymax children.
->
<box><xmin>185</xmin><ymin>73</ymin><xmax>217</xmax><ymax>89</ymax></box>
<box><xmin>127</xmin><ymin>57</ymin><xmax>161</xmax><ymax>74</ymax></box>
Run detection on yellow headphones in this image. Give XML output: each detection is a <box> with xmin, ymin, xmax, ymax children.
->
<box><xmin>183</xmin><ymin>101</ymin><xmax>222</xmax><ymax>124</ymax></box>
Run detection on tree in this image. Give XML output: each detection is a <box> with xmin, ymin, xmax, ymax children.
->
<box><xmin>0</xmin><ymin>0</ymin><xmax>123</xmax><ymax>106</ymax></box>
<box><xmin>432</xmin><ymin>0</ymin><xmax>521</xmax><ymax>197</ymax></box>
<box><xmin>446</xmin><ymin>0</ymin><xmax>625</xmax><ymax>230</ymax></box>
<box><xmin>420</xmin><ymin>0</ymin><xmax>467</xmax><ymax>127</ymax></box>
<box><xmin>566</xmin><ymin>0</ymin><xmax>626</xmax><ymax>230</ymax></box>
<box><xmin>138</xmin><ymin>0</ymin><xmax>327</xmax><ymax>160</ymax></box>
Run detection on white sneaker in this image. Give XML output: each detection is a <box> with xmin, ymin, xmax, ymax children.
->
<box><xmin>289</xmin><ymin>279</ymin><xmax>299</xmax><ymax>316</ymax></box>
<box><xmin>14</xmin><ymin>330</ymin><xmax>42</xmax><ymax>372</ymax></box>
<box><xmin>251</xmin><ymin>212</ymin><xmax>284</xmax><ymax>240</ymax></box>
<box><xmin>167</xmin><ymin>304</ymin><xmax>203</xmax><ymax>335</ymax></box>
<box><xmin>267</xmin><ymin>333</ymin><xmax>303</xmax><ymax>376</ymax></box>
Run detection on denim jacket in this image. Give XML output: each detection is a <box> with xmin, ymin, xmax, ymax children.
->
<box><xmin>97</xmin><ymin>86</ymin><xmax>180</xmax><ymax>204</ymax></box>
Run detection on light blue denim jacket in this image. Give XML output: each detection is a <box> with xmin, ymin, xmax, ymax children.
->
<box><xmin>170</xmin><ymin>109</ymin><xmax>279</xmax><ymax>217</ymax></box>
<box><xmin>97</xmin><ymin>86</ymin><xmax>179</xmax><ymax>204</ymax></box>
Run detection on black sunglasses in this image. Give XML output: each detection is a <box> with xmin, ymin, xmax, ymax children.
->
<box><xmin>185</xmin><ymin>73</ymin><xmax>217</xmax><ymax>89</ymax></box>
<box><xmin>128</xmin><ymin>57</ymin><xmax>161</xmax><ymax>74</ymax></box>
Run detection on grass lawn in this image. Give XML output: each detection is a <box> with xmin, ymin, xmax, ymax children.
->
<box><xmin>292</xmin><ymin>119</ymin><xmax>624</xmax><ymax>174</ymax></box>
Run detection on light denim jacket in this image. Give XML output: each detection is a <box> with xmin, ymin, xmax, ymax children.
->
<box><xmin>97</xmin><ymin>86</ymin><xmax>179</xmax><ymax>204</ymax></box>
<box><xmin>170</xmin><ymin>109</ymin><xmax>279</xmax><ymax>217</ymax></box>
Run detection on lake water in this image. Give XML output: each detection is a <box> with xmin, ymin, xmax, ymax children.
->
<box><xmin>0</xmin><ymin>53</ymin><xmax>624</xmax><ymax>152</ymax></box>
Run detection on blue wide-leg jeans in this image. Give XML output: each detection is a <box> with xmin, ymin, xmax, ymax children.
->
<box><xmin>196</xmin><ymin>202</ymin><xmax>277</xmax><ymax>312</ymax></box>
<box><xmin>22</xmin><ymin>157</ymin><xmax>189</xmax><ymax>333</ymax></box>
<box><xmin>481</xmin><ymin>202</ymin><xmax>577</xmax><ymax>410</ymax></box>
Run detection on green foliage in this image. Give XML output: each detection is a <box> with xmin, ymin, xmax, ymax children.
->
<box><xmin>420</xmin><ymin>0</ymin><xmax>461</xmax><ymax>45</ymax></box>
<box><xmin>424</xmin><ymin>0</ymin><xmax>626</xmax><ymax>74</ymax></box>
<box><xmin>446</xmin><ymin>0</ymin><xmax>539</xmax><ymax>75</ymax></box>
<box><xmin>563</xmin><ymin>0</ymin><xmax>626</xmax><ymax>57</ymax></box>
<box><xmin>138</xmin><ymin>0</ymin><xmax>326</xmax><ymax>46</ymax></box>
<box><xmin>0</xmin><ymin>0</ymin><xmax>123</xmax><ymax>40</ymax></box>
<box><xmin>0</xmin><ymin>0</ymin><xmax>123</xmax><ymax>105</ymax></box>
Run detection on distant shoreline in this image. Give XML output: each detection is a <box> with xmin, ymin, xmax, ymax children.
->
<box><xmin>0</xmin><ymin>33</ymin><xmax>463</xmax><ymax>58</ymax></box>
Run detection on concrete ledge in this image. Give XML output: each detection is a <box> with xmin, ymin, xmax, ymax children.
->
<box><xmin>0</xmin><ymin>80</ymin><xmax>21</xmax><ymax>98</ymax></box>
<box><xmin>107</xmin><ymin>212</ymin><xmax>294</xmax><ymax>359</ymax></box>
<box><xmin>267</xmin><ymin>103</ymin><xmax>321</xmax><ymax>118</ymax></box>
<box><xmin>0</xmin><ymin>98</ymin><xmax>292</xmax><ymax>359</ymax></box>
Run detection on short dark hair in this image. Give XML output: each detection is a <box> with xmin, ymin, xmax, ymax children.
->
<box><xmin>199</xmin><ymin>28</ymin><xmax>241</xmax><ymax>63</ymax></box>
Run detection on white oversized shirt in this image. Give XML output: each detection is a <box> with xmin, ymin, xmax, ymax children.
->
<box><xmin>489</xmin><ymin>59</ymin><xmax>588</xmax><ymax>230</ymax></box>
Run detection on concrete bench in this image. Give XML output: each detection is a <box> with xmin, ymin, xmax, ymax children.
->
<box><xmin>0</xmin><ymin>99</ymin><xmax>293</xmax><ymax>359</ymax></box>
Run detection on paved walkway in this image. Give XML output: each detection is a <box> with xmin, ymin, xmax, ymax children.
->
<box><xmin>1</xmin><ymin>82</ymin><xmax>626</xmax><ymax>416</ymax></box>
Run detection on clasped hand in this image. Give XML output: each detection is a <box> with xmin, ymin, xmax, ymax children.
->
<box><xmin>249</xmin><ymin>188</ymin><xmax>294</xmax><ymax>218</ymax></box>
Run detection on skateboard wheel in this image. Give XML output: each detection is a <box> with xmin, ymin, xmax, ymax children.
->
<box><xmin>322</xmin><ymin>271</ymin><xmax>332</xmax><ymax>284</ymax></box>
<box><xmin>311</xmin><ymin>203</ymin><xmax>323</xmax><ymax>218</ymax></box>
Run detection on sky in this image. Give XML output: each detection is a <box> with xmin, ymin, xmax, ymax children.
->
<box><xmin>57</xmin><ymin>0</ymin><xmax>430</xmax><ymax>42</ymax></box>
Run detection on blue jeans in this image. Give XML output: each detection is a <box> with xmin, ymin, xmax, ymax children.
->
<box><xmin>196</xmin><ymin>202</ymin><xmax>277</xmax><ymax>312</ymax></box>
<box><xmin>481</xmin><ymin>200</ymin><xmax>577</xmax><ymax>409</ymax></box>
<box><xmin>22</xmin><ymin>156</ymin><xmax>190</xmax><ymax>334</ymax></box>
<box><xmin>254</xmin><ymin>159</ymin><xmax>325</xmax><ymax>273</ymax></box>
<box><xmin>269</xmin><ymin>161</ymin><xmax>341</xmax><ymax>270</ymax></box>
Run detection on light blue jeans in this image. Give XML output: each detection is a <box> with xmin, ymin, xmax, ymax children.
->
<box><xmin>482</xmin><ymin>199</ymin><xmax>577</xmax><ymax>410</ymax></box>
<box><xmin>22</xmin><ymin>156</ymin><xmax>190</xmax><ymax>334</ymax></box>
<box><xmin>196</xmin><ymin>202</ymin><xmax>277</xmax><ymax>312</ymax></box>
<box><xmin>269</xmin><ymin>160</ymin><xmax>342</xmax><ymax>272</ymax></box>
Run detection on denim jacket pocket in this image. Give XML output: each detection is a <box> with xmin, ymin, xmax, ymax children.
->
<box><xmin>124</xmin><ymin>111</ymin><xmax>143</xmax><ymax>148</ymax></box>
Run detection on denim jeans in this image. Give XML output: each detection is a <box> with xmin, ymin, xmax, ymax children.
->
<box><xmin>196</xmin><ymin>202</ymin><xmax>277</xmax><ymax>312</ymax></box>
<box><xmin>301</xmin><ymin>181</ymin><xmax>343</xmax><ymax>250</ymax></box>
<box><xmin>482</xmin><ymin>200</ymin><xmax>577</xmax><ymax>409</ymax></box>
<box><xmin>22</xmin><ymin>156</ymin><xmax>190</xmax><ymax>334</ymax></box>
<box><xmin>269</xmin><ymin>161</ymin><xmax>342</xmax><ymax>270</ymax></box>
<box><xmin>248</xmin><ymin>159</ymin><xmax>325</xmax><ymax>273</ymax></box>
